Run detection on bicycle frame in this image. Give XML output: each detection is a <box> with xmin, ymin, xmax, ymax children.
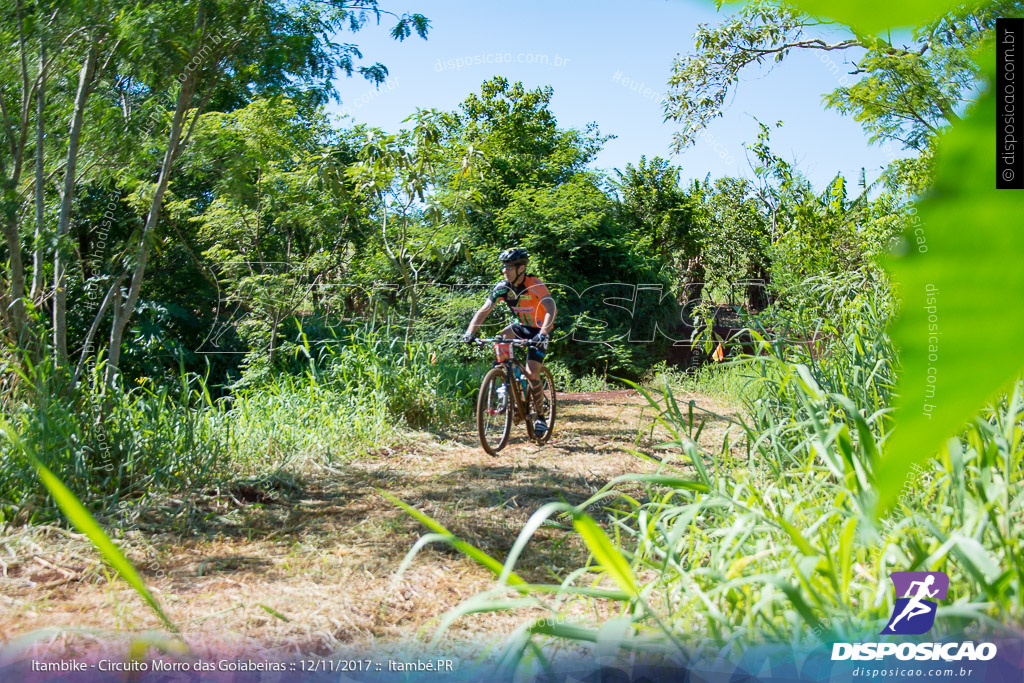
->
<box><xmin>472</xmin><ymin>335</ymin><xmax>555</xmax><ymax>454</ymax></box>
<box><xmin>476</xmin><ymin>337</ymin><xmax>540</xmax><ymax>427</ymax></box>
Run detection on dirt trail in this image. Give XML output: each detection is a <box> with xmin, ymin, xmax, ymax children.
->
<box><xmin>0</xmin><ymin>389</ymin><xmax>741</xmax><ymax>660</ymax></box>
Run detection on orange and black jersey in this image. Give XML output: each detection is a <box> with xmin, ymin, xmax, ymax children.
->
<box><xmin>486</xmin><ymin>274</ymin><xmax>553</xmax><ymax>328</ymax></box>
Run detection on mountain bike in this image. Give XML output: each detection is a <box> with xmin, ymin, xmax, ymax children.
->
<box><xmin>472</xmin><ymin>336</ymin><xmax>557</xmax><ymax>456</ymax></box>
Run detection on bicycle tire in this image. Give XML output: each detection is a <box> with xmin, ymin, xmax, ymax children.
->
<box><xmin>532</xmin><ymin>364</ymin><xmax>557</xmax><ymax>444</ymax></box>
<box><xmin>477</xmin><ymin>366</ymin><xmax>512</xmax><ymax>456</ymax></box>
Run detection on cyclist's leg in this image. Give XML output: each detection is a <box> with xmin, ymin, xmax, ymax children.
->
<box><xmin>525</xmin><ymin>360</ymin><xmax>545</xmax><ymax>409</ymax></box>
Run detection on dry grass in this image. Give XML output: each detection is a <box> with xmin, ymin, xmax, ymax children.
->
<box><xmin>0</xmin><ymin>389</ymin><xmax>741</xmax><ymax>661</ymax></box>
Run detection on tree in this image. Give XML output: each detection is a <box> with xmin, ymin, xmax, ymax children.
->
<box><xmin>101</xmin><ymin>1</ymin><xmax>430</xmax><ymax>385</ymax></box>
<box><xmin>689</xmin><ymin>176</ymin><xmax>769</xmax><ymax>310</ymax></box>
<box><xmin>433</xmin><ymin>77</ymin><xmax>609</xmax><ymax>263</ymax></box>
<box><xmin>0</xmin><ymin>0</ymin><xmax>430</xmax><ymax>384</ymax></box>
<box><xmin>347</xmin><ymin>110</ymin><xmax>482</xmax><ymax>327</ymax></box>
<box><xmin>611</xmin><ymin>156</ymin><xmax>699</xmax><ymax>297</ymax></box>
<box><xmin>497</xmin><ymin>173</ymin><xmax>672</xmax><ymax>376</ymax></box>
<box><xmin>743</xmin><ymin>121</ymin><xmax>902</xmax><ymax>308</ymax></box>
<box><xmin>0</xmin><ymin>0</ymin><xmax>84</xmax><ymax>336</ymax></box>
<box><xmin>663</xmin><ymin>0</ymin><xmax>1012</xmax><ymax>155</ymax></box>
<box><xmin>189</xmin><ymin>97</ymin><xmax>361</xmax><ymax>367</ymax></box>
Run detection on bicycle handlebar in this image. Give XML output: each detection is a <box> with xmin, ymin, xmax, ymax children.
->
<box><xmin>473</xmin><ymin>336</ymin><xmax>544</xmax><ymax>347</ymax></box>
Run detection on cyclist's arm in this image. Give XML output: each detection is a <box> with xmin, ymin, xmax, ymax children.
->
<box><xmin>539</xmin><ymin>296</ymin><xmax>556</xmax><ymax>337</ymax></box>
<box><xmin>465</xmin><ymin>299</ymin><xmax>495</xmax><ymax>335</ymax></box>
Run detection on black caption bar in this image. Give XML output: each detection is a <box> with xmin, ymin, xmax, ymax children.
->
<box><xmin>997</xmin><ymin>18</ymin><xmax>1023</xmax><ymax>189</ymax></box>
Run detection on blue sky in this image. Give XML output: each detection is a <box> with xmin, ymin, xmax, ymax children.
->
<box><xmin>327</xmin><ymin>0</ymin><xmax>911</xmax><ymax>191</ymax></box>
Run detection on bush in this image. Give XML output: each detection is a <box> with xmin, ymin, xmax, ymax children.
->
<box><xmin>222</xmin><ymin>322</ymin><xmax>490</xmax><ymax>467</ymax></box>
<box><xmin>0</xmin><ymin>357</ymin><xmax>227</xmax><ymax>524</ymax></box>
<box><xmin>544</xmin><ymin>360</ymin><xmax>611</xmax><ymax>393</ymax></box>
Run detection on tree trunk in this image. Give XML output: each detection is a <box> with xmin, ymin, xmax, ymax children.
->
<box><xmin>30</xmin><ymin>39</ymin><xmax>46</xmax><ymax>303</ymax></box>
<box><xmin>72</xmin><ymin>271</ymin><xmax>126</xmax><ymax>387</ymax></box>
<box><xmin>0</xmin><ymin>0</ymin><xmax>39</xmax><ymax>340</ymax></box>
<box><xmin>746</xmin><ymin>262</ymin><xmax>771</xmax><ymax>312</ymax></box>
<box><xmin>53</xmin><ymin>47</ymin><xmax>98</xmax><ymax>364</ymax></box>
<box><xmin>105</xmin><ymin>75</ymin><xmax>196</xmax><ymax>385</ymax></box>
<box><xmin>103</xmin><ymin>2</ymin><xmax>222</xmax><ymax>385</ymax></box>
<box><xmin>683</xmin><ymin>254</ymin><xmax>706</xmax><ymax>310</ymax></box>
<box><xmin>1</xmin><ymin>180</ymin><xmax>28</xmax><ymax>334</ymax></box>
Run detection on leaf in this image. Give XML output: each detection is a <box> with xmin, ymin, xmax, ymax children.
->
<box><xmin>777</xmin><ymin>518</ymin><xmax>820</xmax><ymax>557</ymax></box>
<box><xmin>780</xmin><ymin>0</ymin><xmax>964</xmax><ymax>33</ymax></box>
<box><xmin>499</xmin><ymin>502</ymin><xmax>575</xmax><ymax>585</ymax></box>
<box><xmin>259</xmin><ymin>604</ymin><xmax>290</xmax><ymax>622</ymax></box>
<box><xmin>528</xmin><ymin>620</ymin><xmax>602</xmax><ymax>642</ymax></box>
<box><xmin>838</xmin><ymin>516</ymin><xmax>858</xmax><ymax>596</ymax></box>
<box><xmin>602</xmin><ymin>473</ymin><xmax>711</xmax><ymax>494</ymax></box>
<box><xmin>793</xmin><ymin>364</ymin><xmax>824</xmax><ymax>402</ymax></box>
<box><xmin>776</xmin><ymin>580</ymin><xmax>834</xmax><ymax>638</ymax></box>
<box><xmin>782</xmin><ymin>0</ymin><xmax>1024</xmax><ymax>518</ymax></box>
<box><xmin>874</xmin><ymin>49</ymin><xmax>1024</xmax><ymax>512</ymax></box>
<box><xmin>572</xmin><ymin>513</ymin><xmax>639</xmax><ymax>598</ymax></box>
<box><xmin>949</xmin><ymin>536</ymin><xmax>1001</xmax><ymax>584</ymax></box>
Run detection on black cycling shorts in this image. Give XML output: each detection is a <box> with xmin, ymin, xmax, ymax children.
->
<box><xmin>510</xmin><ymin>324</ymin><xmax>547</xmax><ymax>363</ymax></box>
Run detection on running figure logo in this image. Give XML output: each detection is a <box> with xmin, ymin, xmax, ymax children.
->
<box><xmin>882</xmin><ymin>571</ymin><xmax>949</xmax><ymax>635</ymax></box>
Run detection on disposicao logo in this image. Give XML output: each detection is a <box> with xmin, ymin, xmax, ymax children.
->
<box><xmin>882</xmin><ymin>571</ymin><xmax>949</xmax><ymax>635</ymax></box>
<box><xmin>831</xmin><ymin>571</ymin><xmax>998</xmax><ymax>662</ymax></box>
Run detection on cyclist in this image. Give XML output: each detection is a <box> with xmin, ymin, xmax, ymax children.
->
<box><xmin>462</xmin><ymin>248</ymin><xmax>557</xmax><ymax>436</ymax></box>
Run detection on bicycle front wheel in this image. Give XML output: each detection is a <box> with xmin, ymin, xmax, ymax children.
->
<box><xmin>532</xmin><ymin>364</ymin><xmax>557</xmax><ymax>444</ymax></box>
<box><xmin>477</xmin><ymin>366</ymin><xmax>512</xmax><ymax>456</ymax></box>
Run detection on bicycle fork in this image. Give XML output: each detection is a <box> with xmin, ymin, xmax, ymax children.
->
<box><xmin>505</xmin><ymin>363</ymin><xmax>532</xmax><ymax>426</ymax></box>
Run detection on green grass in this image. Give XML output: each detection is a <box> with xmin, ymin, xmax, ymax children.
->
<box><xmin>642</xmin><ymin>359</ymin><xmax>767</xmax><ymax>407</ymax></box>
<box><xmin>0</xmin><ymin>322</ymin><xmax>489</xmax><ymax>523</ymax></box>
<box><xmin>545</xmin><ymin>360</ymin><xmax>613</xmax><ymax>393</ymax></box>
<box><xmin>388</xmin><ymin>270</ymin><xmax>1023</xmax><ymax>670</ymax></box>
<box><xmin>0</xmin><ymin>354</ymin><xmax>228</xmax><ymax>525</ymax></box>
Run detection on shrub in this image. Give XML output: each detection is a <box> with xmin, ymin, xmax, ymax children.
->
<box><xmin>0</xmin><ymin>357</ymin><xmax>226</xmax><ymax>524</ymax></box>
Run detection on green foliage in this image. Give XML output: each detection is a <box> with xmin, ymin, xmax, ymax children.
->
<box><xmin>345</xmin><ymin>109</ymin><xmax>483</xmax><ymax>316</ymax></box>
<box><xmin>780</xmin><ymin>0</ymin><xmax>966</xmax><ymax>35</ymax></box>
<box><xmin>665</xmin><ymin>0</ymin><xmax>810</xmax><ymax>151</ymax></box>
<box><xmin>1</xmin><ymin>0</ymin><xmax>431</xmax><ymax>380</ymax></box>
<box><xmin>771</xmin><ymin>0</ymin><xmax>1024</xmax><ymax>513</ymax></box>
<box><xmin>188</xmin><ymin>97</ymin><xmax>362</xmax><ymax>365</ymax></box>
<box><xmin>439</xmin><ymin>77</ymin><xmax>607</xmax><ymax>203</ymax></box>
<box><xmin>494</xmin><ymin>174</ymin><xmax>675</xmax><ymax>377</ymax></box>
<box><xmin>0</xmin><ymin>321</ymin><xmax>483</xmax><ymax>522</ymax></box>
<box><xmin>876</xmin><ymin>49</ymin><xmax>1024</xmax><ymax>510</ymax></box>
<box><xmin>690</xmin><ymin>175</ymin><xmax>769</xmax><ymax>305</ymax></box>
<box><xmin>644</xmin><ymin>359</ymin><xmax>764</xmax><ymax>406</ymax></box>
<box><xmin>544</xmin><ymin>360</ymin><xmax>611</xmax><ymax>393</ymax></box>
<box><xmin>218</xmin><ymin>322</ymin><xmax>488</xmax><ymax>473</ymax></box>
<box><xmin>612</xmin><ymin>156</ymin><xmax>699</xmax><ymax>280</ymax></box>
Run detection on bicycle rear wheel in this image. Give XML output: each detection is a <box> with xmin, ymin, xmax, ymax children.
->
<box><xmin>532</xmin><ymin>364</ymin><xmax>557</xmax><ymax>444</ymax></box>
<box><xmin>477</xmin><ymin>366</ymin><xmax>512</xmax><ymax>456</ymax></box>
